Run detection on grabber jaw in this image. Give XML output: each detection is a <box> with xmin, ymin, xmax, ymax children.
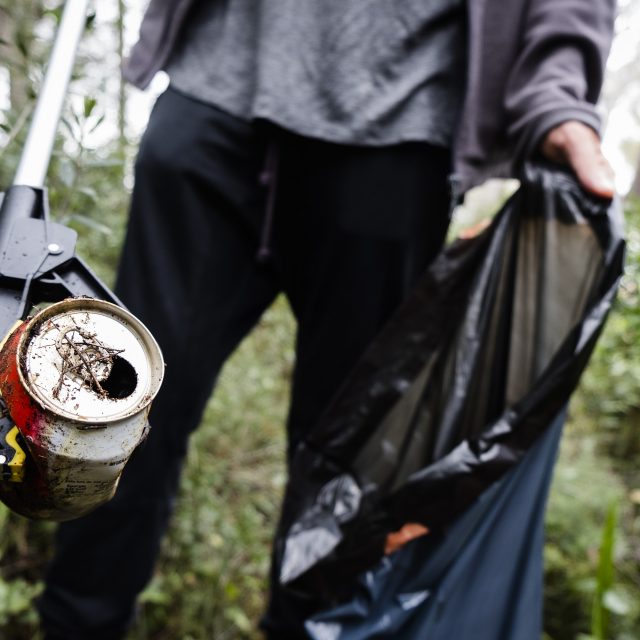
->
<box><xmin>0</xmin><ymin>185</ymin><xmax>121</xmax><ymax>339</ymax></box>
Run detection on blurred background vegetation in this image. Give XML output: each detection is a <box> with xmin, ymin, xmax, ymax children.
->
<box><xmin>1</xmin><ymin>1</ymin><xmax>640</xmax><ymax>639</ymax></box>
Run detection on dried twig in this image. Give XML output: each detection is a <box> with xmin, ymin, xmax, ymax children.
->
<box><xmin>52</xmin><ymin>322</ymin><xmax>124</xmax><ymax>400</ymax></box>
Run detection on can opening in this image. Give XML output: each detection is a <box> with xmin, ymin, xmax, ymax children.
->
<box><xmin>98</xmin><ymin>355</ymin><xmax>137</xmax><ymax>399</ymax></box>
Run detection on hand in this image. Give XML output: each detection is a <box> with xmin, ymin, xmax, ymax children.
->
<box><xmin>540</xmin><ymin>121</ymin><xmax>615</xmax><ymax>199</ymax></box>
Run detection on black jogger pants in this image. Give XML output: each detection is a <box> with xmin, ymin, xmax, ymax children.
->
<box><xmin>38</xmin><ymin>87</ymin><xmax>452</xmax><ymax>640</ymax></box>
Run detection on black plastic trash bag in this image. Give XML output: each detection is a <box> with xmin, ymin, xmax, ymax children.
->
<box><xmin>270</xmin><ymin>163</ymin><xmax>625</xmax><ymax>637</ymax></box>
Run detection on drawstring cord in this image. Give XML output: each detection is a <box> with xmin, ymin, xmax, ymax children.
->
<box><xmin>257</xmin><ymin>140</ymin><xmax>279</xmax><ymax>264</ymax></box>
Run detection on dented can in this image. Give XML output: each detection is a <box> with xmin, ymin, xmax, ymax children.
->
<box><xmin>0</xmin><ymin>298</ymin><xmax>164</xmax><ymax>520</ymax></box>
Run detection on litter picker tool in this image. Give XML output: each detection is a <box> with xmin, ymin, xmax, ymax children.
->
<box><xmin>0</xmin><ymin>0</ymin><xmax>164</xmax><ymax>521</ymax></box>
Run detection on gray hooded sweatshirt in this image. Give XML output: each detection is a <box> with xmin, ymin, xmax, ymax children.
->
<box><xmin>123</xmin><ymin>0</ymin><xmax>616</xmax><ymax>192</ymax></box>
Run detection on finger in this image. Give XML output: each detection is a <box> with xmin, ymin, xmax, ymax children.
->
<box><xmin>563</xmin><ymin>128</ymin><xmax>615</xmax><ymax>199</ymax></box>
<box><xmin>541</xmin><ymin>122</ymin><xmax>615</xmax><ymax>199</ymax></box>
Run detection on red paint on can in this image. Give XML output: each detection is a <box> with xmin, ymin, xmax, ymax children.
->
<box><xmin>0</xmin><ymin>321</ymin><xmax>54</xmax><ymax>518</ymax></box>
<box><xmin>0</xmin><ymin>322</ymin><xmax>46</xmax><ymax>445</ymax></box>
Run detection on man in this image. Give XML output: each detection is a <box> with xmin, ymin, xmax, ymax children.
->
<box><xmin>39</xmin><ymin>1</ymin><xmax>616</xmax><ymax>638</ymax></box>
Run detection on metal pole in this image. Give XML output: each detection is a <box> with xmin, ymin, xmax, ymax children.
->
<box><xmin>13</xmin><ymin>0</ymin><xmax>90</xmax><ymax>188</ymax></box>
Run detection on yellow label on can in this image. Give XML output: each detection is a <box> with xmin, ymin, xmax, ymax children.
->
<box><xmin>5</xmin><ymin>426</ymin><xmax>26</xmax><ymax>482</ymax></box>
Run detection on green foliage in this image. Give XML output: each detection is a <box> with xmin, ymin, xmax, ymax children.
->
<box><xmin>0</xmin><ymin>504</ymin><xmax>52</xmax><ymax>638</ymax></box>
<box><xmin>544</xmin><ymin>435</ymin><xmax>628</xmax><ymax>639</ymax></box>
<box><xmin>543</xmin><ymin>197</ymin><xmax>640</xmax><ymax>640</ymax></box>
<box><xmin>0</xmin><ymin>575</ymin><xmax>41</xmax><ymax>627</ymax></box>
<box><xmin>578</xmin><ymin>198</ymin><xmax>640</xmax><ymax>463</ymax></box>
<box><xmin>0</xmin><ymin>0</ymin><xmax>129</xmax><ymax>284</ymax></box>
<box><xmin>592</xmin><ymin>503</ymin><xmax>620</xmax><ymax>639</ymax></box>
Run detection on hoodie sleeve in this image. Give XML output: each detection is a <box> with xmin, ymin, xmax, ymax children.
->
<box><xmin>504</xmin><ymin>0</ymin><xmax>617</xmax><ymax>162</ymax></box>
<box><xmin>123</xmin><ymin>0</ymin><xmax>195</xmax><ymax>90</ymax></box>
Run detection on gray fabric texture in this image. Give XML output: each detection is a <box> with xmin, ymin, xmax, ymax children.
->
<box><xmin>165</xmin><ymin>0</ymin><xmax>466</xmax><ymax>147</ymax></box>
<box><xmin>123</xmin><ymin>0</ymin><xmax>617</xmax><ymax>192</ymax></box>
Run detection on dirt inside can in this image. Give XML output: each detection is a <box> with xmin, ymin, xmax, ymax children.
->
<box><xmin>53</xmin><ymin>323</ymin><xmax>136</xmax><ymax>400</ymax></box>
<box><xmin>23</xmin><ymin>313</ymin><xmax>139</xmax><ymax>407</ymax></box>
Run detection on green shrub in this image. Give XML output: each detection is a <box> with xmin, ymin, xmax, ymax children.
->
<box><xmin>544</xmin><ymin>197</ymin><xmax>640</xmax><ymax>640</ymax></box>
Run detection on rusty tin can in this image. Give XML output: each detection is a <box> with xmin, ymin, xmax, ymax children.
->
<box><xmin>0</xmin><ymin>298</ymin><xmax>164</xmax><ymax>520</ymax></box>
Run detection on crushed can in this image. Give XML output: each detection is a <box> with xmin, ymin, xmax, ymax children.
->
<box><xmin>0</xmin><ymin>298</ymin><xmax>164</xmax><ymax>521</ymax></box>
